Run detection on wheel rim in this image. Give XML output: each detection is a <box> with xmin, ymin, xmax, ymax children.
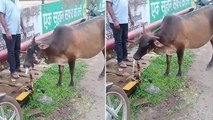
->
<box><xmin>0</xmin><ymin>101</ymin><xmax>21</xmax><ymax>120</ymax></box>
<box><xmin>106</xmin><ymin>91</ymin><xmax>128</xmax><ymax>120</ymax></box>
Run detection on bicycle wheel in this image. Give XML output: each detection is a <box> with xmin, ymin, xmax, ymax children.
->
<box><xmin>106</xmin><ymin>85</ymin><xmax>130</xmax><ymax>120</ymax></box>
<box><xmin>0</xmin><ymin>95</ymin><xmax>23</xmax><ymax>120</ymax></box>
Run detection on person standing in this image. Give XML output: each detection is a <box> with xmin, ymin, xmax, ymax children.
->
<box><xmin>107</xmin><ymin>0</ymin><xmax>134</xmax><ymax>68</ymax></box>
<box><xmin>0</xmin><ymin>0</ymin><xmax>26</xmax><ymax>79</ymax></box>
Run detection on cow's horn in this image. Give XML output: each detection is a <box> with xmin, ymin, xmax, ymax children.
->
<box><xmin>142</xmin><ymin>24</ymin><xmax>146</xmax><ymax>33</ymax></box>
<box><xmin>142</xmin><ymin>22</ymin><xmax>148</xmax><ymax>34</ymax></box>
<box><xmin>32</xmin><ymin>36</ymin><xmax>36</xmax><ymax>43</ymax></box>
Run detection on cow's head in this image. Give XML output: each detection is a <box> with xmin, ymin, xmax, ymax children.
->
<box><xmin>133</xmin><ymin>22</ymin><xmax>166</xmax><ymax>60</ymax></box>
<box><xmin>23</xmin><ymin>37</ymin><xmax>49</xmax><ymax>71</ymax></box>
<box><xmin>133</xmin><ymin>34</ymin><xmax>164</xmax><ymax>60</ymax></box>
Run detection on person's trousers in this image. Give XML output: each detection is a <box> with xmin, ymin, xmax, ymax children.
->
<box><xmin>110</xmin><ymin>23</ymin><xmax>128</xmax><ymax>63</ymax></box>
<box><xmin>2</xmin><ymin>34</ymin><xmax>21</xmax><ymax>74</ymax></box>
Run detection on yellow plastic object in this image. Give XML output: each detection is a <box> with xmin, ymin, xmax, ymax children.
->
<box><xmin>16</xmin><ymin>91</ymin><xmax>30</xmax><ymax>101</ymax></box>
<box><xmin>123</xmin><ymin>81</ymin><xmax>138</xmax><ymax>91</ymax></box>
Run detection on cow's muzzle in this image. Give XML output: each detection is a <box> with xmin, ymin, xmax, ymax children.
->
<box><xmin>133</xmin><ymin>54</ymin><xmax>142</xmax><ymax>60</ymax></box>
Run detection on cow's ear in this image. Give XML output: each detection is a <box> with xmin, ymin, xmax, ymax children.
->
<box><xmin>38</xmin><ymin>43</ymin><xmax>49</xmax><ymax>49</ymax></box>
<box><xmin>154</xmin><ymin>40</ymin><xmax>164</xmax><ymax>48</ymax></box>
<box><xmin>150</xmin><ymin>35</ymin><xmax>160</xmax><ymax>40</ymax></box>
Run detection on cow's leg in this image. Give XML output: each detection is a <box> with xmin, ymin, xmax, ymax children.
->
<box><xmin>164</xmin><ymin>55</ymin><xmax>172</xmax><ymax>76</ymax></box>
<box><xmin>99</xmin><ymin>49</ymin><xmax>105</xmax><ymax>78</ymax></box>
<box><xmin>57</xmin><ymin>65</ymin><xmax>64</xmax><ymax>86</ymax></box>
<box><xmin>176</xmin><ymin>50</ymin><xmax>184</xmax><ymax>77</ymax></box>
<box><xmin>68</xmin><ymin>60</ymin><xmax>75</xmax><ymax>87</ymax></box>
<box><xmin>206</xmin><ymin>40</ymin><xmax>213</xmax><ymax>70</ymax></box>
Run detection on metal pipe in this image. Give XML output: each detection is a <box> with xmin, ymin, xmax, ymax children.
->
<box><xmin>106</xmin><ymin>7</ymin><xmax>193</xmax><ymax>50</ymax></box>
<box><xmin>0</xmin><ymin>18</ymin><xmax>85</xmax><ymax>61</ymax></box>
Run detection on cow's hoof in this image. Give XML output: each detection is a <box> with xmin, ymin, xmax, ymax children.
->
<box><xmin>69</xmin><ymin>83</ymin><xmax>74</xmax><ymax>87</ymax></box>
<box><xmin>99</xmin><ymin>73</ymin><xmax>105</xmax><ymax>79</ymax></box>
<box><xmin>206</xmin><ymin>67</ymin><xmax>212</xmax><ymax>71</ymax></box>
<box><xmin>98</xmin><ymin>76</ymin><xmax>104</xmax><ymax>81</ymax></box>
<box><xmin>176</xmin><ymin>73</ymin><xmax>182</xmax><ymax>77</ymax></box>
<box><xmin>56</xmin><ymin>83</ymin><xmax>62</xmax><ymax>86</ymax></box>
<box><xmin>206</xmin><ymin>64</ymin><xmax>213</xmax><ymax>71</ymax></box>
<box><xmin>164</xmin><ymin>73</ymin><xmax>169</xmax><ymax>77</ymax></box>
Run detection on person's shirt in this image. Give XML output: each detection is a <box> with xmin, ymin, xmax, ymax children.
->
<box><xmin>0</xmin><ymin>0</ymin><xmax>21</xmax><ymax>35</ymax></box>
<box><xmin>106</xmin><ymin>0</ymin><xmax>128</xmax><ymax>24</ymax></box>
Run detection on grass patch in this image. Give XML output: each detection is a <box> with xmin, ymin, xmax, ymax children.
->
<box><xmin>130</xmin><ymin>51</ymin><xmax>195</xmax><ymax>120</ymax></box>
<box><xmin>22</xmin><ymin>60</ymin><xmax>87</xmax><ymax>120</ymax></box>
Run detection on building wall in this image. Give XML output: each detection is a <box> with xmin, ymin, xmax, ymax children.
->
<box><xmin>106</xmin><ymin>0</ymin><xmax>192</xmax><ymax>40</ymax></box>
<box><xmin>0</xmin><ymin>0</ymin><xmax>101</xmax><ymax>51</ymax></box>
<box><xmin>0</xmin><ymin>0</ymin><xmax>192</xmax><ymax>50</ymax></box>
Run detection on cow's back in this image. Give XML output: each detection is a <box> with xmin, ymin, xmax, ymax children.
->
<box><xmin>66</xmin><ymin>16</ymin><xmax>105</xmax><ymax>59</ymax></box>
<box><xmin>44</xmin><ymin>16</ymin><xmax>105</xmax><ymax>65</ymax></box>
<box><xmin>182</xmin><ymin>5</ymin><xmax>213</xmax><ymax>48</ymax></box>
<box><xmin>156</xmin><ymin>5</ymin><xmax>213</xmax><ymax>49</ymax></box>
<box><xmin>155</xmin><ymin>15</ymin><xmax>183</xmax><ymax>46</ymax></box>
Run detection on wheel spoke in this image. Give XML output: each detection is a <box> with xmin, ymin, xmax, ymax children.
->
<box><xmin>115</xmin><ymin>101</ymin><xmax>124</xmax><ymax>114</ymax></box>
<box><xmin>107</xmin><ymin>95</ymin><xmax>112</xmax><ymax>108</ymax></box>
<box><xmin>0</xmin><ymin>116</ymin><xmax>5</xmax><ymax>120</ymax></box>
<box><xmin>106</xmin><ymin>105</ymin><xmax>118</xmax><ymax>119</ymax></box>
<box><xmin>105</xmin><ymin>109</ymin><xmax>111</xmax><ymax>120</ymax></box>
<box><xmin>0</xmin><ymin>105</ymin><xmax>6</xmax><ymax>119</ymax></box>
<box><xmin>9</xmin><ymin>111</ymin><xmax>16</xmax><ymax>120</ymax></box>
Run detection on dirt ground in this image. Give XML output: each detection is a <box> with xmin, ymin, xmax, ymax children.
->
<box><xmin>39</xmin><ymin>53</ymin><xmax>105</xmax><ymax>120</ymax></box>
<box><xmin>0</xmin><ymin>63</ymin><xmax>45</xmax><ymax>98</ymax></box>
<box><xmin>106</xmin><ymin>46</ymin><xmax>157</xmax><ymax>89</ymax></box>
<box><xmin>0</xmin><ymin>53</ymin><xmax>105</xmax><ymax>120</ymax></box>
<box><xmin>137</xmin><ymin>42</ymin><xmax>213</xmax><ymax>120</ymax></box>
<box><xmin>78</xmin><ymin>53</ymin><xmax>105</xmax><ymax>120</ymax></box>
<box><xmin>106</xmin><ymin>41</ymin><xmax>213</xmax><ymax>120</ymax></box>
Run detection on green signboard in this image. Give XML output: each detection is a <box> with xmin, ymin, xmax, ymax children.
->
<box><xmin>149</xmin><ymin>0</ymin><xmax>192</xmax><ymax>23</ymax></box>
<box><xmin>41</xmin><ymin>0</ymin><xmax>85</xmax><ymax>34</ymax></box>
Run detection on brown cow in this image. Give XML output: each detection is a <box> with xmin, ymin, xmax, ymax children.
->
<box><xmin>133</xmin><ymin>6</ymin><xmax>213</xmax><ymax>77</ymax></box>
<box><xmin>23</xmin><ymin>16</ymin><xmax>105</xmax><ymax>86</ymax></box>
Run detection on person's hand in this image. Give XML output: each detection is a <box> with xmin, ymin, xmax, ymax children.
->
<box><xmin>6</xmin><ymin>30</ymin><xmax>12</xmax><ymax>40</ymax></box>
<box><xmin>113</xmin><ymin>20</ymin><xmax>120</xmax><ymax>29</ymax></box>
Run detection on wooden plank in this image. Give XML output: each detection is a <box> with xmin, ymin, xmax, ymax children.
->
<box><xmin>123</xmin><ymin>81</ymin><xmax>138</xmax><ymax>91</ymax></box>
<box><xmin>16</xmin><ymin>91</ymin><xmax>30</xmax><ymax>101</ymax></box>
